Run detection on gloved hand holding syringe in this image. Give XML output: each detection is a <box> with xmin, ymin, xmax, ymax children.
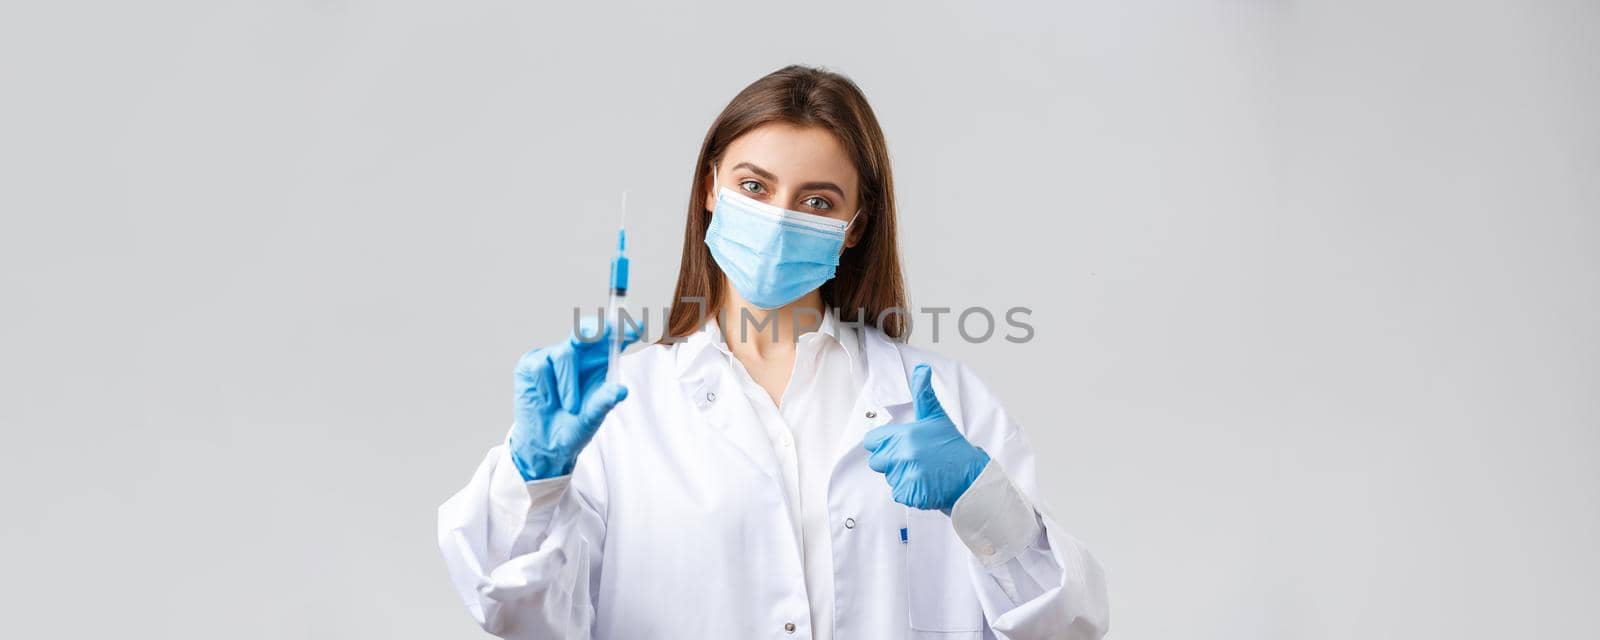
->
<box><xmin>504</xmin><ymin>194</ymin><xmax>637</xmax><ymax>482</ymax></box>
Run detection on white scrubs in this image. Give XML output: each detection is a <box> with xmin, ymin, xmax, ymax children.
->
<box><xmin>437</xmin><ymin>312</ymin><xmax>1110</xmax><ymax>639</ymax></box>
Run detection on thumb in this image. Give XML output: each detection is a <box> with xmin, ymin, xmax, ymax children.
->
<box><xmin>578</xmin><ymin>382</ymin><xmax>629</xmax><ymax>430</ymax></box>
<box><xmin>911</xmin><ymin>363</ymin><xmax>946</xmax><ymax>421</ymax></box>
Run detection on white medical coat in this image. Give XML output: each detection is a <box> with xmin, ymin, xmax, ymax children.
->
<box><xmin>437</xmin><ymin>323</ymin><xmax>1110</xmax><ymax>639</ymax></box>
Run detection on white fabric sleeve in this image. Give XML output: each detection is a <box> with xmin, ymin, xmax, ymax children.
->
<box><xmin>525</xmin><ymin>474</ymin><xmax>572</xmax><ymax>513</ymax></box>
<box><xmin>949</xmin><ymin>460</ymin><xmax>1058</xmax><ymax>606</ymax></box>
<box><xmin>437</xmin><ymin>439</ymin><xmax>608</xmax><ymax>639</ymax></box>
<box><xmin>953</xmin><ymin>364</ymin><xmax>1111</xmax><ymax>640</ymax></box>
<box><xmin>951</xmin><ymin>461</ymin><xmax>1043</xmax><ymax>569</ymax></box>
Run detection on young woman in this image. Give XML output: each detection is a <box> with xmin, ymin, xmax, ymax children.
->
<box><xmin>438</xmin><ymin>65</ymin><xmax>1109</xmax><ymax>639</ymax></box>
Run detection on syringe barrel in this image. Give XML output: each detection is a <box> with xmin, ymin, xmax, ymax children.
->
<box><xmin>610</xmin><ymin>254</ymin><xmax>629</xmax><ymax>294</ymax></box>
<box><xmin>605</xmin><ymin>292</ymin><xmax>625</xmax><ymax>384</ymax></box>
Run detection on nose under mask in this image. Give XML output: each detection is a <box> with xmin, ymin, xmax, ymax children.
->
<box><xmin>703</xmin><ymin>171</ymin><xmax>859</xmax><ymax>310</ymax></box>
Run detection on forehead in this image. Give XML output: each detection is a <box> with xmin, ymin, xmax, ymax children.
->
<box><xmin>723</xmin><ymin>122</ymin><xmax>857</xmax><ymax>185</ymax></box>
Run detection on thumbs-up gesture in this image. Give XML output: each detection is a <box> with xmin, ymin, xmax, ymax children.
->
<box><xmin>863</xmin><ymin>363</ymin><xmax>991</xmax><ymax>512</ymax></box>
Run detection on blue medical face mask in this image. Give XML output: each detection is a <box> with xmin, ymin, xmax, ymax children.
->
<box><xmin>704</xmin><ymin>170</ymin><xmax>859</xmax><ymax>310</ymax></box>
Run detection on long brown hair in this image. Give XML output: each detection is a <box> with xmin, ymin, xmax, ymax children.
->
<box><xmin>662</xmin><ymin>65</ymin><xmax>908</xmax><ymax>341</ymax></box>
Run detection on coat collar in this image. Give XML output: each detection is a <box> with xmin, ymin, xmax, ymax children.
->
<box><xmin>673</xmin><ymin>309</ymin><xmax>911</xmax><ymax>410</ymax></box>
<box><xmin>856</xmin><ymin>320</ymin><xmax>912</xmax><ymax>410</ymax></box>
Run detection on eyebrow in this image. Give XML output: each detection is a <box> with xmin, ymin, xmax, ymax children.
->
<box><xmin>798</xmin><ymin>181</ymin><xmax>846</xmax><ymax>198</ymax></box>
<box><xmin>731</xmin><ymin>162</ymin><xmax>847</xmax><ymax>199</ymax></box>
<box><xmin>731</xmin><ymin>162</ymin><xmax>776</xmax><ymax>181</ymax></box>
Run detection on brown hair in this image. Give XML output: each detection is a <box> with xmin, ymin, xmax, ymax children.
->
<box><xmin>662</xmin><ymin>65</ymin><xmax>908</xmax><ymax>341</ymax></box>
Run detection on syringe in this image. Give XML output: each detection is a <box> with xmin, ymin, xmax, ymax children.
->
<box><xmin>605</xmin><ymin>194</ymin><xmax>629</xmax><ymax>385</ymax></box>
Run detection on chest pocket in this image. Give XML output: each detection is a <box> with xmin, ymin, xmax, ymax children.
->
<box><xmin>904</xmin><ymin>508</ymin><xmax>986</xmax><ymax>636</ymax></box>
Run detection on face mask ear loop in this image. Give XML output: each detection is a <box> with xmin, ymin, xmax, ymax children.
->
<box><xmin>840</xmin><ymin>210</ymin><xmax>864</xmax><ymax>257</ymax></box>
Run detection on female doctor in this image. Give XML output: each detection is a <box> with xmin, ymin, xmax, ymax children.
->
<box><xmin>437</xmin><ymin>65</ymin><xmax>1109</xmax><ymax>639</ymax></box>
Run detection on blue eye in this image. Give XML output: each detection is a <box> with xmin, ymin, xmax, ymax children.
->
<box><xmin>740</xmin><ymin>180</ymin><xmax>764</xmax><ymax>194</ymax></box>
<box><xmin>804</xmin><ymin>196</ymin><xmax>832</xmax><ymax>211</ymax></box>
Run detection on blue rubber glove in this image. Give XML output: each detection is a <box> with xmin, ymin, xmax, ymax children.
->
<box><xmin>509</xmin><ymin>318</ymin><xmax>640</xmax><ymax>481</ymax></box>
<box><xmin>863</xmin><ymin>363</ymin><xmax>991</xmax><ymax>512</ymax></box>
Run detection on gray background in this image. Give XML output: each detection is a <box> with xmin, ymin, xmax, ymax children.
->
<box><xmin>2</xmin><ymin>1</ymin><xmax>1596</xmax><ymax>638</ymax></box>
